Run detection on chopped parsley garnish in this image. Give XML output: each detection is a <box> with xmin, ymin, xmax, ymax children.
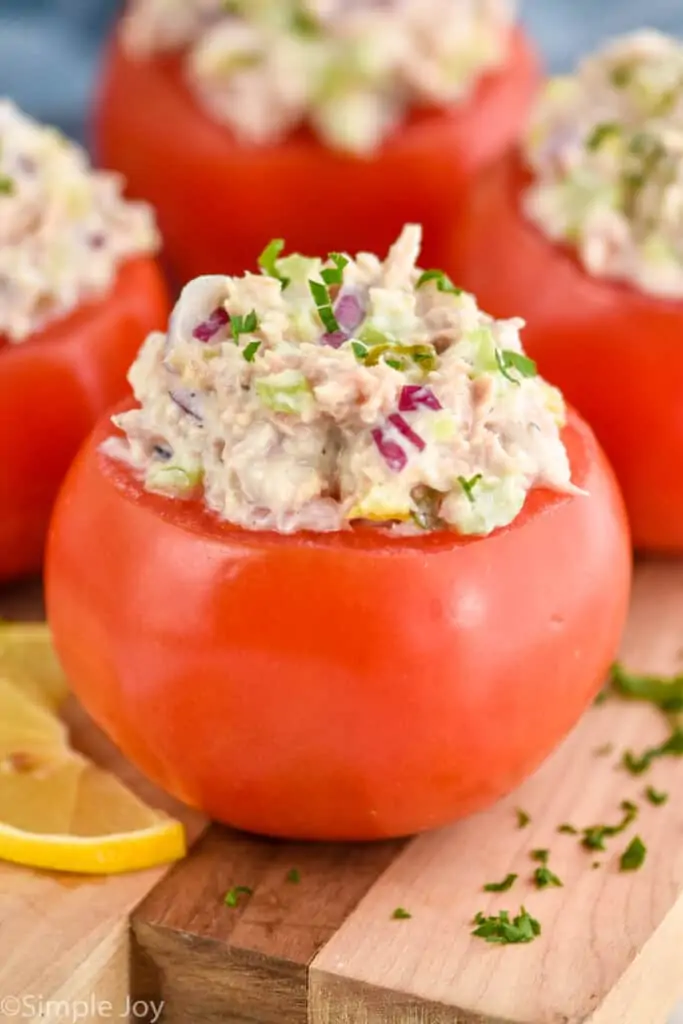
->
<box><xmin>286</xmin><ymin>868</ymin><xmax>301</xmax><ymax>884</ymax></box>
<box><xmin>392</xmin><ymin>907</ymin><xmax>412</xmax><ymax>920</ymax></box>
<box><xmin>620</xmin><ymin>835</ymin><xmax>647</xmax><ymax>872</ymax></box>
<box><xmin>516</xmin><ymin>808</ymin><xmax>531</xmax><ymax>829</ymax></box>
<box><xmin>416</xmin><ymin>269</ymin><xmax>463</xmax><ymax>295</ymax></box>
<box><xmin>557</xmin><ymin>823</ymin><xmax>578</xmax><ymax>835</ymax></box>
<box><xmin>483</xmin><ymin>873</ymin><xmax>517</xmax><ymax>893</ymax></box>
<box><xmin>593</xmin><ymin>687</ymin><xmax>610</xmax><ymax>706</ymax></box>
<box><xmin>231</xmin><ymin>310</ymin><xmax>259</xmax><ymax>343</ymax></box>
<box><xmin>581</xmin><ymin>800</ymin><xmax>638</xmax><ymax>851</ymax></box>
<box><xmin>609</xmin><ymin>662</ymin><xmax>683</xmax><ymax>712</ymax></box>
<box><xmin>533</xmin><ymin>866</ymin><xmax>563</xmax><ymax>890</ymax></box>
<box><xmin>645</xmin><ymin>786</ymin><xmax>669</xmax><ymax>806</ymax></box>
<box><xmin>586</xmin><ymin>122</ymin><xmax>621</xmax><ymax>151</ymax></box>
<box><xmin>623</xmin><ymin>730</ymin><xmax>683</xmax><ymax>775</ymax></box>
<box><xmin>495</xmin><ymin>349</ymin><xmax>537</xmax><ymax>384</ymax></box>
<box><xmin>224</xmin><ymin>885</ymin><xmax>253</xmax><ymax>908</ymax></box>
<box><xmin>309</xmin><ymin>279</ymin><xmax>340</xmax><ymax>334</ymax></box>
<box><xmin>351</xmin><ymin>341</ymin><xmax>368</xmax><ymax>361</ymax></box>
<box><xmin>530</xmin><ymin>849</ymin><xmax>549</xmax><ymax>864</ymax></box>
<box><xmin>321</xmin><ymin>252</ymin><xmax>349</xmax><ymax>287</ymax></box>
<box><xmin>243</xmin><ymin>340</ymin><xmax>261</xmax><ymax>362</ymax></box>
<box><xmin>471</xmin><ymin>907</ymin><xmax>541</xmax><ymax>945</ymax></box>
<box><xmin>0</xmin><ymin>174</ymin><xmax>14</xmax><ymax>195</ymax></box>
<box><xmin>458</xmin><ymin>474</ymin><xmax>482</xmax><ymax>504</ymax></box>
<box><xmin>386</xmin><ymin>357</ymin><xmax>403</xmax><ymax>370</ymax></box>
<box><xmin>258</xmin><ymin>238</ymin><xmax>290</xmax><ymax>289</ymax></box>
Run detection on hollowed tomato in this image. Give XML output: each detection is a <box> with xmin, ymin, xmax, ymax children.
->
<box><xmin>94</xmin><ymin>26</ymin><xmax>540</xmax><ymax>282</ymax></box>
<box><xmin>45</xmin><ymin>401</ymin><xmax>630</xmax><ymax>840</ymax></box>
<box><xmin>447</xmin><ymin>150</ymin><xmax>683</xmax><ymax>553</ymax></box>
<box><xmin>0</xmin><ymin>258</ymin><xmax>168</xmax><ymax>581</ymax></box>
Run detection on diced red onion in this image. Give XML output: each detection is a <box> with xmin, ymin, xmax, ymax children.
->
<box><xmin>193</xmin><ymin>306</ymin><xmax>230</xmax><ymax>343</ymax></box>
<box><xmin>170</xmin><ymin>388</ymin><xmax>203</xmax><ymax>421</ymax></box>
<box><xmin>322</xmin><ymin>290</ymin><xmax>366</xmax><ymax>348</ymax></box>
<box><xmin>388</xmin><ymin>413</ymin><xmax>425</xmax><ymax>451</ymax></box>
<box><xmin>372</xmin><ymin>428</ymin><xmax>407</xmax><ymax>473</ymax></box>
<box><xmin>321</xmin><ymin>329</ymin><xmax>347</xmax><ymax>349</ymax></box>
<box><xmin>398</xmin><ymin>385</ymin><xmax>442</xmax><ymax>413</ymax></box>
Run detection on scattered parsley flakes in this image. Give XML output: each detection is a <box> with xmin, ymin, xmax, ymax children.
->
<box><xmin>557</xmin><ymin>823</ymin><xmax>578</xmax><ymax>835</ymax></box>
<box><xmin>320</xmin><ymin>252</ymin><xmax>349</xmax><ymax>287</ymax></box>
<box><xmin>483</xmin><ymin>873</ymin><xmax>517</xmax><ymax>893</ymax></box>
<box><xmin>609</xmin><ymin>662</ymin><xmax>683</xmax><ymax>712</ymax></box>
<box><xmin>243</xmin><ymin>340</ymin><xmax>261</xmax><ymax>362</ymax></box>
<box><xmin>530</xmin><ymin>849</ymin><xmax>549</xmax><ymax>864</ymax></box>
<box><xmin>645</xmin><ymin>786</ymin><xmax>669</xmax><ymax>806</ymax></box>
<box><xmin>516</xmin><ymin>808</ymin><xmax>531</xmax><ymax>829</ymax></box>
<box><xmin>309</xmin><ymin>279</ymin><xmax>340</xmax><ymax>334</ymax></box>
<box><xmin>416</xmin><ymin>269</ymin><xmax>462</xmax><ymax>295</ymax></box>
<box><xmin>458</xmin><ymin>474</ymin><xmax>482</xmax><ymax>504</ymax></box>
<box><xmin>495</xmin><ymin>349</ymin><xmax>537</xmax><ymax>384</ymax></box>
<box><xmin>351</xmin><ymin>340</ymin><xmax>368</xmax><ymax>361</ymax></box>
<box><xmin>0</xmin><ymin>175</ymin><xmax>15</xmax><ymax>196</ymax></box>
<box><xmin>623</xmin><ymin>730</ymin><xmax>683</xmax><ymax>775</ymax></box>
<box><xmin>586</xmin><ymin>122</ymin><xmax>621</xmax><ymax>151</ymax></box>
<box><xmin>392</xmin><ymin>907</ymin><xmax>412</xmax><ymax>920</ymax></box>
<box><xmin>472</xmin><ymin>907</ymin><xmax>541</xmax><ymax>945</ymax></box>
<box><xmin>593</xmin><ymin>687</ymin><xmax>610</xmax><ymax>706</ymax></box>
<box><xmin>258</xmin><ymin>238</ymin><xmax>289</xmax><ymax>288</ymax></box>
<box><xmin>232</xmin><ymin>310</ymin><xmax>259</xmax><ymax>343</ymax></box>
<box><xmin>581</xmin><ymin>800</ymin><xmax>638</xmax><ymax>851</ymax></box>
<box><xmin>224</xmin><ymin>885</ymin><xmax>253</xmax><ymax>908</ymax></box>
<box><xmin>620</xmin><ymin>835</ymin><xmax>647</xmax><ymax>872</ymax></box>
<box><xmin>533</xmin><ymin>866</ymin><xmax>563</xmax><ymax>890</ymax></box>
<box><xmin>286</xmin><ymin>867</ymin><xmax>301</xmax><ymax>884</ymax></box>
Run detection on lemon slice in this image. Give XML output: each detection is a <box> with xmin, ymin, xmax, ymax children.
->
<box><xmin>0</xmin><ymin>623</ymin><xmax>69</xmax><ymax>710</ymax></box>
<box><xmin>0</xmin><ymin>670</ymin><xmax>186</xmax><ymax>875</ymax></box>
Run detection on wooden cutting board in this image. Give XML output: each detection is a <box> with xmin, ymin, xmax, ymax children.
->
<box><xmin>1</xmin><ymin>564</ymin><xmax>683</xmax><ymax>1024</ymax></box>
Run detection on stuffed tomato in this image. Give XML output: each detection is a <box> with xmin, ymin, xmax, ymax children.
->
<box><xmin>0</xmin><ymin>101</ymin><xmax>168</xmax><ymax>581</ymax></box>
<box><xmin>94</xmin><ymin>0</ymin><xmax>540</xmax><ymax>281</ymax></box>
<box><xmin>448</xmin><ymin>31</ymin><xmax>683</xmax><ymax>552</ymax></box>
<box><xmin>46</xmin><ymin>227</ymin><xmax>631</xmax><ymax>841</ymax></box>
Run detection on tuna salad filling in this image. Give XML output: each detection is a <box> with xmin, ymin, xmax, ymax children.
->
<box><xmin>106</xmin><ymin>225</ymin><xmax>576</xmax><ymax>536</ymax></box>
<box><xmin>0</xmin><ymin>101</ymin><xmax>159</xmax><ymax>343</ymax></box>
<box><xmin>524</xmin><ymin>31</ymin><xmax>683</xmax><ymax>300</ymax></box>
<box><xmin>121</xmin><ymin>0</ymin><xmax>515</xmax><ymax>155</ymax></box>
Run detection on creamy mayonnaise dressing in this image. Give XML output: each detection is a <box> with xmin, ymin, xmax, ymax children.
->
<box><xmin>121</xmin><ymin>0</ymin><xmax>515</xmax><ymax>155</ymax></box>
<box><xmin>105</xmin><ymin>225</ymin><xmax>576</xmax><ymax>536</ymax></box>
<box><xmin>524</xmin><ymin>31</ymin><xmax>683</xmax><ymax>299</ymax></box>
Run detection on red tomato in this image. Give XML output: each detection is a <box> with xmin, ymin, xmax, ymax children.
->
<box><xmin>447</xmin><ymin>151</ymin><xmax>683</xmax><ymax>553</ymax></box>
<box><xmin>94</xmin><ymin>27</ymin><xmax>540</xmax><ymax>283</ymax></box>
<box><xmin>0</xmin><ymin>258</ymin><xmax>168</xmax><ymax>582</ymax></box>
<box><xmin>46</xmin><ymin>401</ymin><xmax>630</xmax><ymax>841</ymax></box>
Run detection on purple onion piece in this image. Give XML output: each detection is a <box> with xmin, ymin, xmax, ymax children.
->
<box><xmin>321</xmin><ymin>330</ymin><xmax>347</xmax><ymax>349</ymax></box>
<box><xmin>398</xmin><ymin>385</ymin><xmax>442</xmax><ymax>413</ymax></box>
<box><xmin>193</xmin><ymin>306</ymin><xmax>230</xmax><ymax>343</ymax></box>
<box><xmin>170</xmin><ymin>388</ymin><xmax>203</xmax><ymax>422</ymax></box>
<box><xmin>335</xmin><ymin>291</ymin><xmax>365</xmax><ymax>332</ymax></box>
<box><xmin>388</xmin><ymin>412</ymin><xmax>425</xmax><ymax>452</ymax></box>
<box><xmin>372</xmin><ymin>428</ymin><xmax>407</xmax><ymax>473</ymax></box>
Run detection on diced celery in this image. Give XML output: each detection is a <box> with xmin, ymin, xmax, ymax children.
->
<box><xmin>256</xmin><ymin>369</ymin><xmax>314</xmax><ymax>415</ymax></box>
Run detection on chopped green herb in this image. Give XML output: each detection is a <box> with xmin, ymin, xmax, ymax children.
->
<box><xmin>581</xmin><ymin>800</ymin><xmax>638</xmax><ymax>851</ymax></box>
<box><xmin>416</xmin><ymin>269</ymin><xmax>462</xmax><ymax>295</ymax></box>
<box><xmin>351</xmin><ymin>340</ymin><xmax>368</xmax><ymax>361</ymax></box>
<box><xmin>594</xmin><ymin>742</ymin><xmax>614</xmax><ymax>757</ymax></box>
<box><xmin>557</xmin><ymin>823</ymin><xmax>578</xmax><ymax>835</ymax></box>
<box><xmin>320</xmin><ymin>252</ymin><xmax>349</xmax><ymax>287</ymax></box>
<box><xmin>530</xmin><ymin>849</ymin><xmax>549</xmax><ymax>864</ymax></box>
<box><xmin>609</xmin><ymin>663</ymin><xmax>683</xmax><ymax>712</ymax></box>
<box><xmin>593</xmin><ymin>687</ymin><xmax>610</xmax><ymax>706</ymax></box>
<box><xmin>286</xmin><ymin>868</ymin><xmax>301</xmax><ymax>884</ymax></box>
<box><xmin>0</xmin><ymin>175</ymin><xmax>14</xmax><ymax>196</ymax></box>
<box><xmin>495</xmin><ymin>349</ymin><xmax>537</xmax><ymax>384</ymax></box>
<box><xmin>309</xmin><ymin>279</ymin><xmax>340</xmax><ymax>334</ymax></box>
<box><xmin>231</xmin><ymin>310</ymin><xmax>259</xmax><ymax>343</ymax></box>
<box><xmin>483</xmin><ymin>873</ymin><xmax>517</xmax><ymax>893</ymax></box>
<box><xmin>385</xmin><ymin>357</ymin><xmax>403</xmax><ymax>370</ymax></box>
<box><xmin>224</xmin><ymin>885</ymin><xmax>253</xmax><ymax>908</ymax></box>
<box><xmin>533</xmin><ymin>866</ymin><xmax>563</xmax><ymax>890</ymax></box>
<box><xmin>458</xmin><ymin>474</ymin><xmax>482</xmax><ymax>504</ymax></box>
<box><xmin>586</xmin><ymin>122</ymin><xmax>621</xmax><ymax>151</ymax></box>
<box><xmin>472</xmin><ymin>907</ymin><xmax>541</xmax><ymax>945</ymax></box>
<box><xmin>392</xmin><ymin>907</ymin><xmax>412</xmax><ymax>920</ymax></box>
<box><xmin>243</xmin><ymin>340</ymin><xmax>261</xmax><ymax>363</ymax></box>
<box><xmin>620</xmin><ymin>835</ymin><xmax>647</xmax><ymax>872</ymax></box>
<box><xmin>258</xmin><ymin>238</ymin><xmax>290</xmax><ymax>289</ymax></box>
<box><xmin>516</xmin><ymin>808</ymin><xmax>531</xmax><ymax>829</ymax></box>
<box><xmin>645</xmin><ymin>786</ymin><xmax>669</xmax><ymax>806</ymax></box>
<box><xmin>623</xmin><ymin>730</ymin><xmax>683</xmax><ymax>775</ymax></box>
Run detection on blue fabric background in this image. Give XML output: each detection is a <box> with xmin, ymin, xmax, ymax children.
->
<box><xmin>2</xmin><ymin>0</ymin><xmax>683</xmax><ymax>142</ymax></box>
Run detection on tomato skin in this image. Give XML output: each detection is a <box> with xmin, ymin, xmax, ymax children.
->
<box><xmin>46</xmin><ymin>402</ymin><xmax>630</xmax><ymax>841</ymax></box>
<box><xmin>0</xmin><ymin>258</ymin><xmax>168</xmax><ymax>582</ymax></box>
<box><xmin>447</xmin><ymin>151</ymin><xmax>683</xmax><ymax>553</ymax></box>
<box><xmin>93</xmin><ymin>27</ymin><xmax>540</xmax><ymax>282</ymax></box>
